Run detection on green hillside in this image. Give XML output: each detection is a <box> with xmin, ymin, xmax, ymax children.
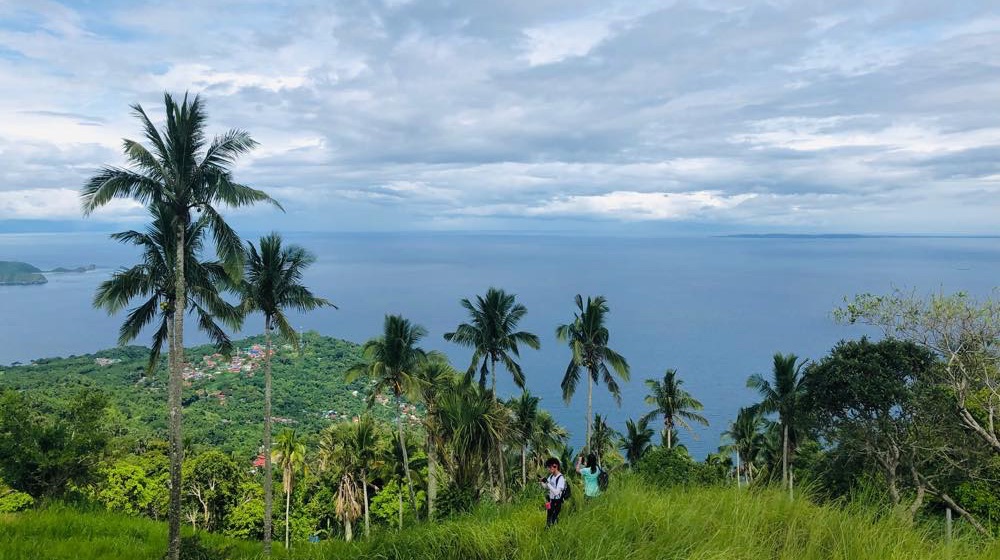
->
<box><xmin>2</xmin><ymin>478</ymin><xmax>996</xmax><ymax>560</ymax></box>
<box><xmin>0</xmin><ymin>333</ymin><xmax>396</xmax><ymax>458</ymax></box>
<box><xmin>0</xmin><ymin>261</ymin><xmax>46</xmax><ymax>285</ymax></box>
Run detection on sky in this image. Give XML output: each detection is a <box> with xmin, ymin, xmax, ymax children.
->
<box><xmin>0</xmin><ymin>0</ymin><xmax>998</xmax><ymax>234</ymax></box>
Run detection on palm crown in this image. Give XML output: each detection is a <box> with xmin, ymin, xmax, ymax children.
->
<box><xmin>642</xmin><ymin>369</ymin><xmax>709</xmax><ymax>449</ymax></box>
<box><xmin>81</xmin><ymin>92</ymin><xmax>280</xmax><ymax>274</ymax></box>
<box><xmin>240</xmin><ymin>233</ymin><xmax>335</xmax><ymax>341</ymax></box>
<box><xmin>444</xmin><ymin>287</ymin><xmax>540</xmax><ymax>394</ymax></box>
<box><xmin>556</xmin><ymin>295</ymin><xmax>630</xmax><ymax>403</ymax></box>
<box><xmin>94</xmin><ymin>204</ymin><xmax>240</xmax><ymax>372</ymax></box>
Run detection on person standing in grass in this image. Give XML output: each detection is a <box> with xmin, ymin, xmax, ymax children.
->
<box><xmin>576</xmin><ymin>453</ymin><xmax>602</xmax><ymax>499</ymax></box>
<box><xmin>540</xmin><ymin>457</ymin><xmax>567</xmax><ymax>526</ymax></box>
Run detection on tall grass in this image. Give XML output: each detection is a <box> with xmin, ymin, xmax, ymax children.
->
<box><xmin>2</xmin><ymin>479</ymin><xmax>997</xmax><ymax>560</ymax></box>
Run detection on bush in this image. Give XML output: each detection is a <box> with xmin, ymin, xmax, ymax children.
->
<box><xmin>436</xmin><ymin>484</ymin><xmax>478</xmax><ymax>518</ymax></box>
<box><xmin>636</xmin><ymin>447</ymin><xmax>726</xmax><ymax>488</ymax></box>
<box><xmin>165</xmin><ymin>535</ymin><xmax>234</xmax><ymax>560</ymax></box>
<box><xmin>0</xmin><ymin>489</ymin><xmax>34</xmax><ymax>513</ymax></box>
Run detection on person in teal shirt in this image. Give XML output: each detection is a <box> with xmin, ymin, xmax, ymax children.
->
<box><xmin>575</xmin><ymin>453</ymin><xmax>602</xmax><ymax>498</ymax></box>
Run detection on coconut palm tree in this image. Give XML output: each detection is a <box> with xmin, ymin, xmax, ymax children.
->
<box><xmin>94</xmin><ymin>204</ymin><xmax>240</xmax><ymax>374</ymax></box>
<box><xmin>81</xmin><ymin>93</ymin><xmax>279</xmax><ymax>560</ymax></box>
<box><xmin>272</xmin><ymin>429</ymin><xmax>306</xmax><ymax>549</ymax></box>
<box><xmin>240</xmin><ymin>233</ymin><xmax>333</xmax><ymax>550</ymax></box>
<box><xmin>444</xmin><ymin>287</ymin><xmax>540</xmax><ymax>395</ymax></box>
<box><xmin>346</xmin><ymin>315</ymin><xmax>428</xmax><ymax>521</ymax></box>
<box><xmin>747</xmin><ymin>353</ymin><xmax>808</xmax><ymax>497</ymax></box>
<box><xmin>642</xmin><ymin>369</ymin><xmax>709</xmax><ymax>450</ymax></box>
<box><xmin>509</xmin><ymin>391</ymin><xmax>540</xmax><ymax>489</ymax></box>
<box><xmin>556</xmin><ymin>295</ymin><xmax>630</xmax><ymax>454</ymax></box>
<box><xmin>620</xmin><ymin>418</ymin><xmax>654</xmax><ymax>466</ymax></box>
<box><xmin>721</xmin><ymin>407</ymin><xmax>766</xmax><ymax>487</ymax></box>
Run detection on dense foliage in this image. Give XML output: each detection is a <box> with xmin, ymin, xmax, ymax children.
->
<box><xmin>0</xmin><ymin>333</ymin><xmax>377</xmax><ymax>459</ymax></box>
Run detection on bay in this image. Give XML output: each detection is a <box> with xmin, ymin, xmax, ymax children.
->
<box><xmin>0</xmin><ymin>232</ymin><xmax>996</xmax><ymax>458</ymax></box>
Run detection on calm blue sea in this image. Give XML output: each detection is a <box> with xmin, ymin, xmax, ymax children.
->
<box><xmin>1</xmin><ymin>232</ymin><xmax>997</xmax><ymax>458</ymax></box>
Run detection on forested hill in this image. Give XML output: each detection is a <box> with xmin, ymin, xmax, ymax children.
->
<box><xmin>0</xmin><ymin>261</ymin><xmax>46</xmax><ymax>285</ymax></box>
<box><xmin>0</xmin><ymin>333</ymin><xmax>397</xmax><ymax>458</ymax></box>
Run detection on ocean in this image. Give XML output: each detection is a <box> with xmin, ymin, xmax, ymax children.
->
<box><xmin>1</xmin><ymin>231</ymin><xmax>996</xmax><ymax>458</ymax></box>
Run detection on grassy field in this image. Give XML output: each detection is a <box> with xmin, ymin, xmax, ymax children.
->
<box><xmin>2</xmin><ymin>479</ymin><xmax>997</xmax><ymax>560</ymax></box>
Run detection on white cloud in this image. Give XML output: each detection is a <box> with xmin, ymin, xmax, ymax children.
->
<box><xmin>528</xmin><ymin>190</ymin><xmax>756</xmax><ymax>220</ymax></box>
<box><xmin>0</xmin><ymin>189</ymin><xmax>143</xmax><ymax>220</ymax></box>
<box><xmin>522</xmin><ymin>19</ymin><xmax>616</xmax><ymax>66</ymax></box>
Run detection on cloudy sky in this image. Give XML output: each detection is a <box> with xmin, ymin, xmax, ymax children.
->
<box><xmin>1</xmin><ymin>0</ymin><xmax>998</xmax><ymax>233</ymax></box>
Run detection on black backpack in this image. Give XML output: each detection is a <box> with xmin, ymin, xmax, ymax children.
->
<box><xmin>557</xmin><ymin>474</ymin><xmax>571</xmax><ymax>500</ymax></box>
<box><xmin>598</xmin><ymin>469</ymin><xmax>610</xmax><ymax>491</ymax></box>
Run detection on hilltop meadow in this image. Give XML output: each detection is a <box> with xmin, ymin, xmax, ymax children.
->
<box><xmin>1</xmin><ymin>94</ymin><xmax>998</xmax><ymax>560</ymax></box>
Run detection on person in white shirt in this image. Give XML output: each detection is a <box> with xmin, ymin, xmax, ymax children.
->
<box><xmin>539</xmin><ymin>457</ymin><xmax>567</xmax><ymax>526</ymax></box>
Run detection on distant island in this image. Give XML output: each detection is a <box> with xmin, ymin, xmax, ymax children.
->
<box><xmin>0</xmin><ymin>261</ymin><xmax>97</xmax><ymax>285</ymax></box>
<box><xmin>48</xmin><ymin>264</ymin><xmax>97</xmax><ymax>273</ymax></box>
<box><xmin>0</xmin><ymin>261</ymin><xmax>47</xmax><ymax>285</ymax></box>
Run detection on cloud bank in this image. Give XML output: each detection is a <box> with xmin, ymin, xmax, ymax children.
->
<box><xmin>0</xmin><ymin>1</ymin><xmax>998</xmax><ymax>233</ymax></box>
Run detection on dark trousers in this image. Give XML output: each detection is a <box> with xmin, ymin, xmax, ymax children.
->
<box><xmin>546</xmin><ymin>498</ymin><xmax>563</xmax><ymax>526</ymax></box>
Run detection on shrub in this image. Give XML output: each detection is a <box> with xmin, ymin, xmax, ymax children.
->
<box><xmin>636</xmin><ymin>447</ymin><xmax>726</xmax><ymax>488</ymax></box>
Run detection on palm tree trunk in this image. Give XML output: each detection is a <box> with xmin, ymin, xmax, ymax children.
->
<box><xmin>496</xmin><ymin>442</ymin><xmax>507</xmax><ymax>501</ymax></box>
<box><xmin>585</xmin><ymin>372</ymin><xmax>593</xmax><ymax>454</ymax></box>
<box><xmin>427</xmin><ymin>436</ymin><xmax>437</xmax><ymax>520</ymax></box>
<box><xmin>167</xmin><ymin>222</ymin><xmax>186</xmax><ymax>560</ymax></box>
<box><xmin>521</xmin><ymin>445</ymin><xmax>527</xmax><ymax>489</ymax></box>
<box><xmin>344</xmin><ymin>518</ymin><xmax>352</xmax><ymax>542</ymax></box>
<box><xmin>736</xmin><ymin>452</ymin><xmax>742</xmax><ymax>489</ymax></box>
<box><xmin>396</xmin><ymin>394</ymin><xmax>418</xmax><ymax>520</ymax></box>
<box><xmin>263</xmin><ymin>322</ymin><xmax>274</xmax><ymax>554</ymax></box>
<box><xmin>782</xmin><ymin>423</ymin><xmax>789</xmax><ymax>492</ymax></box>
<box><xmin>284</xmin><ymin>476</ymin><xmax>291</xmax><ymax>549</ymax></box>
<box><xmin>397</xmin><ymin>488</ymin><xmax>403</xmax><ymax>530</ymax></box>
<box><xmin>666</xmin><ymin>419</ymin><xmax>673</xmax><ymax>450</ymax></box>
<box><xmin>490</xmin><ymin>357</ymin><xmax>507</xmax><ymax>500</ymax></box>
<box><xmin>362</xmin><ymin>472</ymin><xmax>370</xmax><ymax>538</ymax></box>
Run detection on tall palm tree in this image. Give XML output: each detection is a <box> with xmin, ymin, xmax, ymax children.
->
<box><xmin>556</xmin><ymin>295</ymin><xmax>630</xmax><ymax>454</ymax></box>
<box><xmin>81</xmin><ymin>93</ymin><xmax>278</xmax><ymax>560</ymax></box>
<box><xmin>620</xmin><ymin>417</ymin><xmax>654</xmax><ymax>466</ymax></box>
<box><xmin>444</xmin><ymin>287</ymin><xmax>540</xmax><ymax>395</ymax></box>
<box><xmin>346</xmin><ymin>315</ymin><xmax>428</xmax><ymax>521</ymax></box>
<box><xmin>509</xmin><ymin>391</ymin><xmax>540</xmax><ymax>489</ymax></box>
<box><xmin>240</xmin><ymin>233</ymin><xmax>332</xmax><ymax>551</ymax></box>
<box><xmin>272</xmin><ymin>428</ymin><xmax>306</xmax><ymax>550</ymax></box>
<box><xmin>94</xmin><ymin>204</ymin><xmax>240</xmax><ymax>373</ymax></box>
<box><xmin>747</xmin><ymin>353</ymin><xmax>808</xmax><ymax>497</ymax></box>
<box><xmin>721</xmin><ymin>407</ymin><xmax>766</xmax><ymax>487</ymax></box>
<box><xmin>642</xmin><ymin>369</ymin><xmax>709</xmax><ymax>450</ymax></box>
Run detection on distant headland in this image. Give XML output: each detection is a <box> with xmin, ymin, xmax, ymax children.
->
<box><xmin>0</xmin><ymin>261</ymin><xmax>96</xmax><ymax>285</ymax></box>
